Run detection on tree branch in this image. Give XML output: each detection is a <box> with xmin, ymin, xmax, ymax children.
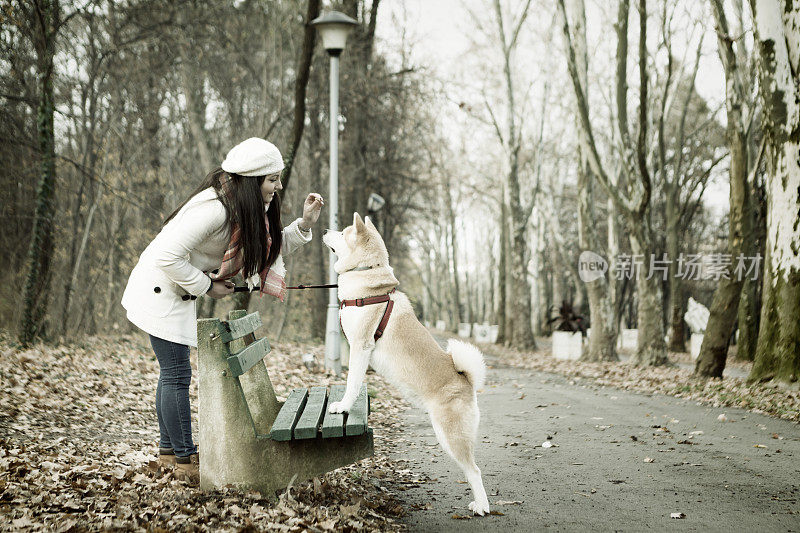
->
<box><xmin>279</xmin><ymin>0</ymin><xmax>321</xmax><ymax>197</ymax></box>
<box><xmin>557</xmin><ymin>0</ymin><xmax>635</xmax><ymax>215</ymax></box>
<box><xmin>634</xmin><ymin>0</ymin><xmax>651</xmax><ymax>218</ymax></box>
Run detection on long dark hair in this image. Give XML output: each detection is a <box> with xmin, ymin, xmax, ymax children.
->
<box><xmin>164</xmin><ymin>167</ymin><xmax>282</xmax><ymax>277</ymax></box>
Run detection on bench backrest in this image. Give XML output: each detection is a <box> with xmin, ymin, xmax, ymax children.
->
<box><xmin>198</xmin><ymin>310</ymin><xmax>280</xmax><ymax>438</ymax></box>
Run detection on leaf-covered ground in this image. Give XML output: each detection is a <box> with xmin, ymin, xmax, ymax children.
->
<box><xmin>0</xmin><ymin>333</ymin><xmax>417</xmax><ymax>531</ymax></box>
<box><xmin>469</xmin><ymin>335</ymin><xmax>800</xmax><ymax>423</ymax></box>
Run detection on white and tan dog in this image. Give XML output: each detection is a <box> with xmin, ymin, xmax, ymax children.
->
<box><xmin>323</xmin><ymin>213</ymin><xmax>490</xmax><ymax>516</ymax></box>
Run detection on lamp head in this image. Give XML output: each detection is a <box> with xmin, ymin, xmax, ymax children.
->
<box><xmin>367</xmin><ymin>193</ymin><xmax>386</xmax><ymax>212</ymax></box>
<box><xmin>310</xmin><ymin>11</ymin><xmax>359</xmax><ymax>56</ymax></box>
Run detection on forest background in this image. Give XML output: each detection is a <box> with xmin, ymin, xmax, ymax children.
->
<box><xmin>2</xmin><ymin>0</ymin><xmax>798</xmax><ymax>385</ymax></box>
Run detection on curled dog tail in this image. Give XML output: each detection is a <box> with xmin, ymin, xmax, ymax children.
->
<box><xmin>448</xmin><ymin>338</ymin><xmax>487</xmax><ymax>392</ymax></box>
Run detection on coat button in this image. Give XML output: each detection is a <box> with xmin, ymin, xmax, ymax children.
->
<box><xmin>190</xmin><ymin>295</ymin><xmax>197</xmax><ymax>301</ymax></box>
<box><xmin>181</xmin><ymin>294</ymin><xmax>190</xmax><ymax>301</ymax></box>
<box><xmin>154</xmin><ymin>286</ymin><xmax>161</xmax><ymax>293</ymax></box>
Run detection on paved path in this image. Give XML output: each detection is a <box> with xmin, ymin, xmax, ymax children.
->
<box><xmin>391</xmin><ymin>348</ymin><xmax>800</xmax><ymax>532</ymax></box>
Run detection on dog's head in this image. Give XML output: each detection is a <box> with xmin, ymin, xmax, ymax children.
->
<box><xmin>322</xmin><ymin>212</ymin><xmax>389</xmax><ymax>274</ymax></box>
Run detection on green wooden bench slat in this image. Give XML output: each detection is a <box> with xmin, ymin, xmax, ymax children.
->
<box><xmin>269</xmin><ymin>388</ymin><xmax>308</xmax><ymax>441</ymax></box>
<box><xmin>220</xmin><ymin>312</ymin><xmax>263</xmax><ymax>343</ymax></box>
<box><xmin>226</xmin><ymin>337</ymin><xmax>271</xmax><ymax>377</ymax></box>
<box><xmin>321</xmin><ymin>385</ymin><xmax>346</xmax><ymax>438</ymax></box>
<box><xmin>293</xmin><ymin>387</ymin><xmax>327</xmax><ymax>439</ymax></box>
<box><xmin>345</xmin><ymin>384</ymin><xmax>368</xmax><ymax>436</ymax></box>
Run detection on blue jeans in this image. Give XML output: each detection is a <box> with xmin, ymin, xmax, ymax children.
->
<box><xmin>149</xmin><ymin>335</ymin><xmax>198</xmax><ymax>457</ymax></box>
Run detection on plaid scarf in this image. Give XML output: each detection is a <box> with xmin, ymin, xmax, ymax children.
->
<box><xmin>212</xmin><ymin>177</ymin><xmax>286</xmax><ymax>301</ymax></box>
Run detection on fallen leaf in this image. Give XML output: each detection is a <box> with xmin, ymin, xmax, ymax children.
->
<box><xmin>339</xmin><ymin>502</ymin><xmax>361</xmax><ymax>518</ymax></box>
<box><xmin>318</xmin><ymin>518</ymin><xmax>337</xmax><ymax>531</ymax></box>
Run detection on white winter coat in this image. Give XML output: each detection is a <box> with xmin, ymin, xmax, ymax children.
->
<box><xmin>121</xmin><ymin>187</ymin><xmax>312</xmax><ymax>346</ymax></box>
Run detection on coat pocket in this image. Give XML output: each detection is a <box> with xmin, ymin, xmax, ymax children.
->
<box><xmin>123</xmin><ymin>265</ymin><xmax>178</xmax><ymax>318</ymax></box>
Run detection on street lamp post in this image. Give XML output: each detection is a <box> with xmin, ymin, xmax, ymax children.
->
<box><xmin>311</xmin><ymin>11</ymin><xmax>359</xmax><ymax>375</ymax></box>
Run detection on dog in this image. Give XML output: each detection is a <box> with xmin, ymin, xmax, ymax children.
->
<box><xmin>322</xmin><ymin>213</ymin><xmax>490</xmax><ymax>516</ymax></box>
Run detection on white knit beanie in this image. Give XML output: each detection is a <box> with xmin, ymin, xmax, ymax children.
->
<box><xmin>221</xmin><ymin>138</ymin><xmax>284</xmax><ymax>177</ymax></box>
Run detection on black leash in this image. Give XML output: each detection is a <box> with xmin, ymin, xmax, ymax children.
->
<box><xmin>233</xmin><ymin>283</ymin><xmax>337</xmax><ymax>293</ymax></box>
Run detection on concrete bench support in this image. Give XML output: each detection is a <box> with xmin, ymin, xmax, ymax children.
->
<box><xmin>197</xmin><ymin>311</ymin><xmax>373</xmax><ymax>498</ymax></box>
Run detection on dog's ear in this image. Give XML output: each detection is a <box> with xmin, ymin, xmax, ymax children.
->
<box><xmin>364</xmin><ymin>216</ymin><xmax>377</xmax><ymax>231</ymax></box>
<box><xmin>353</xmin><ymin>212</ymin><xmax>365</xmax><ymax>233</ymax></box>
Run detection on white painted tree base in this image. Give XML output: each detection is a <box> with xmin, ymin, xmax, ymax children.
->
<box><xmin>552</xmin><ymin>331</ymin><xmax>582</xmax><ymax>360</ymax></box>
<box><xmin>473</xmin><ymin>324</ymin><xmax>491</xmax><ymax>343</ymax></box>
<box><xmin>616</xmin><ymin>329</ymin><xmax>639</xmax><ymax>350</ymax></box>
<box><xmin>690</xmin><ymin>333</ymin><xmax>703</xmax><ymax>360</ymax></box>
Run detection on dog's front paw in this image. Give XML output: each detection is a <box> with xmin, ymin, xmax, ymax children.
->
<box><xmin>328</xmin><ymin>401</ymin><xmax>349</xmax><ymax>414</ymax></box>
<box><xmin>468</xmin><ymin>500</ymin><xmax>490</xmax><ymax>516</ymax></box>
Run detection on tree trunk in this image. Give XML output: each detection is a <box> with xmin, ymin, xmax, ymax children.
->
<box><xmin>628</xmin><ymin>226</ymin><xmax>669</xmax><ymax>366</ymax></box>
<box><xmin>737</xmin><ymin>276</ymin><xmax>758</xmax><ymax>359</ymax></box>
<box><xmin>748</xmin><ymin>0</ymin><xmax>800</xmax><ymax>385</ymax></box>
<box><xmin>19</xmin><ymin>0</ymin><xmax>59</xmax><ymax>346</ymax></box>
<box><xmin>280</xmin><ymin>0</ymin><xmax>320</xmax><ymax>195</ymax></box>
<box><xmin>534</xmin><ymin>244</ymin><xmax>548</xmax><ymax>335</ymax></box>
<box><xmin>558</xmin><ymin>0</ymin><xmax>665</xmax><ymax>365</ymax></box>
<box><xmin>493</xmin><ymin>0</ymin><xmax>535</xmax><ymax>350</ymax></box>
<box><xmin>445</xmin><ymin>182</ymin><xmax>462</xmax><ymax>327</ymax></box>
<box><xmin>695</xmin><ymin>0</ymin><xmax>753</xmax><ymax>378</ymax></box>
<box><xmin>568</xmin><ymin>0</ymin><xmax>616</xmax><ymax>361</ymax></box>
<box><xmin>507</xmin><ymin>173</ymin><xmax>536</xmax><ymax>349</ymax></box>
<box><xmin>496</xmin><ymin>185</ymin><xmax>508</xmax><ymax>344</ymax></box>
<box><xmin>665</xmin><ymin>188</ymin><xmax>686</xmax><ymax>352</ymax></box>
<box><xmin>343</xmin><ymin>0</ymin><xmax>380</xmax><ymax>217</ymax></box>
<box><xmin>694</xmin><ymin>131</ymin><xmax>750</xmax><ymax>377</ymax></box>
<box><xmin>580</xmin><ymin>167</ymin><xmax>618</xmax><ymax>361</ymax></box>
<box><xmin>61</xmin><ymin>193</ymin><xmax>100</xmax><ymax>337</ymax></box>
<box><xmin>737</xmin><ymin>177</ymin><xmax>766</xmax><ymax>360</ymax></box>
<box><xmin>179</xmin><ymin>52</ymin><xmax>214</xmax><ymax>172</ymax></box>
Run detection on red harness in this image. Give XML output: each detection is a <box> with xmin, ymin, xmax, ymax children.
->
<box><xmin>339</xmin><ymin>289</ymin><xmax>396</xmax><ymax>341</ymax></box>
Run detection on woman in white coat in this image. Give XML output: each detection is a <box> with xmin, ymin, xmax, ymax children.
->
<box><xmin>121</xmin><ymin>138</ymin><xmax>323</xmax><ymax>480</ymax></box>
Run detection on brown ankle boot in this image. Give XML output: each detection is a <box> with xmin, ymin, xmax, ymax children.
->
<box><xmin>158</xmin><ymin>448</ymin><xmax>176</xmax><ymax>467</ymax></box>
<box><xmin>175</xmin><ymin>453</ymin><xmax>199</xmax><ymax>484</ymax></box>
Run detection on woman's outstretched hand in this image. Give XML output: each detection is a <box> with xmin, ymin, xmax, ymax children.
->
<box><xmin>300</xmin><ymin>193</ymin><xmax>324</xmax><ymax>231</ymax></box>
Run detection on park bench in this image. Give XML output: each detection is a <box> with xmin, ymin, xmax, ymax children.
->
<box><xmin>197</xmin><ymin>310</ymin><xmax>373</xmax><ymax>497</ymax></box>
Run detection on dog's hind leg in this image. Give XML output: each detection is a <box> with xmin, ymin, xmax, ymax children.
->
<box><xmin>428</xmin><ymin>401</ymin><xmax>490</xmax><ymax>516</ymax></box>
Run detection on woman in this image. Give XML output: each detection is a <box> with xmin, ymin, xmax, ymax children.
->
<box><xmin>121</xmin><ymin>138</ymin><xmax>324</xmax><ymax>481</ymax></box>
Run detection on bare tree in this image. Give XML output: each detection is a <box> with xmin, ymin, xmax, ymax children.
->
<box><xmin>487</xmin><ymin>0</ymin><xmax>537</xmax><ymax>349</ymax></box>
<box><xmin>559</xmin><ymin>0</ymin><xmax>668</xmax><ymax>365</ymax></box>
<box><xmin>18</xmin><ymin>0</ymin><xmax>60</xmax><ymax>346</ymax></box>
<box><xmin>748</xmin><ymin>0</ymin><xmax>800</xmax><ymax>384</ymax></box>
<box><xmin>695</xmin><ymin>0</ymin><xmax>762</xmax><ymax>377</ymax></box>
<box><xmin>561</xmin><ymin>0</ymin><xmax>618</xmax><ymax>361</ymax></box>
<box><xmin>280</xmin><ymin>0</ymin><xmax>321</xmax><ymax>194</ymax></box>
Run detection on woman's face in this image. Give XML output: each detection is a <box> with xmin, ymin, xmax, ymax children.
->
<box><xmin>260</xmin><ymin>173</ymin><xmax>283</xmax><ymax>204</ymax></box>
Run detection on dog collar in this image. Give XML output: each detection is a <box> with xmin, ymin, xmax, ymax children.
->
<box><xmin>343</xmin><ymin>265</ymin><xmax>378</xmax><ymax>273</ymax></box>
